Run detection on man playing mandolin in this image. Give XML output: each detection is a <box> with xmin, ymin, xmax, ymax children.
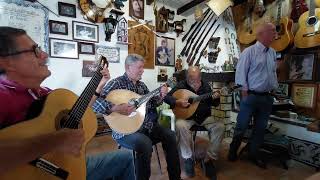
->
<box><xmin>92</xmin><ymin>54</ymin><xmax>181</xmax><ymax>180</ymax></box>
<box><xmin>0</xmin><ymin>27</ymin><xmax>134</xmax><ymax>180</ymax></box>
<box><xmin>165</xmin><ymin>66</ymin><xmax>224</xmax><ymax>179</ymax></box>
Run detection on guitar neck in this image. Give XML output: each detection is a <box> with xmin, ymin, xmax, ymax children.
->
<box><xmin>309</xmin><ymin>0</ymin><xmax>316</xmax><ymax>17</ymax></box>
<box><xmin>193</xmin><ymin>90</ymin><xmax>219</xmax><ymax>102</ymax></box>
<box><xmin>276</xmin><ymin>0</ymin><xmax>283</xmax><ymax>25</ymax></box>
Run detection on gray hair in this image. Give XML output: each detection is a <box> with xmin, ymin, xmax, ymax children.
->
<box><xmin>125</xmin><ymin>54</ymin><xmax>145</xmax><ymax>65</ymax></box>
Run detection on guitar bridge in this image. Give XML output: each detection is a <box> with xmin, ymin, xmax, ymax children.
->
<box><xmin>303</xmin><ymin>30</ymin><xmax>320</xmax><ymax>37</ymax></box>
<box><xmin>30</xmin><ymin>158</ymin><xmax>69</xmax><ymax>179</ymax></box>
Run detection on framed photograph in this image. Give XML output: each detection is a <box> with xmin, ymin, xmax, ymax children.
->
<box><xmin>289</xmin><ymin>54</ymin><xmax>315</xmax><ymax>81</ymax></box>
<box><xmin>73</xmin><ymin>21</ymin><xmax>99</xmax><ymax>43</ymax></box>
<box><xmin>129</xmin><ymin>0</ymin><xmax>144</xmax><ymax>19</ymax></box>
<box><xmin>95</xmin><ymin>45</ymin><xmax>120</xmax><ymax>63</ymax></box>
<box><xmin>49</xmin><ymin>20</ymin><xmax>68</xmax><ymax>35</ymax></box>
<box><xmin>275</xmin><ymin>83</ymin><xmax>290</xmax><ymax>98</ymax></box>
<box><xmin>292</xmin><ymin>83</ymin><xmax>317</xmax><ymax>108</ymax></box>
<box><xmin>157</xmin><ymin>68</ymin><xmax>168</xmax><ymax>82</ymax></box>
<box><xmin>82</xmin><ymin>60</ymin><xmax>96</xmax><ymax>77</ymax></box>
<box><xmin>49</xmin><ymin>38</ymin><xmax>78</xmax><ymax>59</ymax></box>
<box><xmin>79</xmin><ymin>42</ymin><xmax>95</xmax><ymax>55</ymax></box>
<box><xmin>58</xmin><ymin>2</ymin><xmax>76</xmax><ymax>18</ymax></box>
<box><xmin>155</xmin><ymin>36</ymin><xmax>175</xmax><ymax>66</ymax></box>
<box><xmin>156</xmin><ymin>6</ymin><xmax>168</xmax><ymax>33</ymax></box>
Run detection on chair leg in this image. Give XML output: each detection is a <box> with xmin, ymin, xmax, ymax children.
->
<box><xmin>192</xmin><ymin>131</ymin><xmax>197</xmax><ymax>161</ymax></box>
<box><xmin>154</xmin><ymin>144</ymin><xmax>162</xmax><ymax>174</ymax></box>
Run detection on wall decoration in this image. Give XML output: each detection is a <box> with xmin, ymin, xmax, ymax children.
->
<box><xmin>292</xmin><ymin>83</ymin><xmax>317</xmax><ymax>108</ymax></box>
<box><xmin>103</xmin><ymin>14</ymin><xmax>118</xmax><ymax>42</ymax></box>
<box><xmin>72</xmin><ymin>21</ymin><xmax>99</xmax><ymax>43</ymax></box>
<box><xmin>168</xmin><ymin>9</ymin><xmax>175</xmax><ymax>21</ymax></box>
<box><xmin>117</xmin><ymin>17</ymin><xmax>128</xmax><ymax>43</ymax></box>
<box><xmin>82</xmin><ymin>60</ymin><xmax>96</xmax><ymax>77</ymax></box>
<box><xmin>78</xmin><ymin>0</ymin><xmax>110</xmax><ymax>23</ymax></box>
<box><xmin>128</xmin><ymin>20</ymin><xmax>154</xmax><ymax>69</ymax></box>
<box><xmin>207</xmin><ymin>37</ymin><xmax>221</xmax><ymax>63</ymax></box>
<box><xmin>0</xmin><ymin>0</ymin><xmax>49</xmax><ymax>52</ymax></box>
<box><xmin>275</xmin><ymin>83</ymin><xmax>290</xmax><ymax>98</ymax></box>
<box><xmin>95</xmin><ymin>45</ymin><xmax>120</xmax><ymax>63</ymax></box>
<box><xmin>49</xmin><ymin>38</ymin><xmax>78</xmax><ymax>59</ymax></box>
<box><xmin>129</xmin><ymin>0</ymin><xmax>144</xmax><ymax>19</ymax></box>
<box><xmin>289</xmin><ymin>54</ymin><xmax>314</xmax><ymax>81</ymax></box>
<box><xmin>157</xmin><ymin>68</ymin><xmax>168</xmax><ymax>82</ymax></box>
<box><xmin>156</xmin><ymin>6</ymin><xmax>168</xmax><ymax>33</ymax></box>
<box><xmin>173</xmin><ymin>19</ymin><xmax>186</xmax><ymax>37</ymax></box>
<box><xmin>155</xmin><ymin>36</ymin><xmax>175</xmax><ymax>66</ymax></box>
<box><xmin>49</xmin><ymin>20</ymin><xmax>68</xmax><ymax>35</ymax></box>
<box><xmin>78</xmin><ymin>42</ymin><xmax>95</xmax><ymax>55</ymax></box>
<box><xmin>58</xmin><ymin>2</ymin><xmax>76</xmax><ymax>18</ymax></box>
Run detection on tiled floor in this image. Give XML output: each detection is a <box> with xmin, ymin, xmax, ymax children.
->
<box><xmin>86</xmin><ymin>135</ymin><xmax>317</xmax><ymax>180</ymax></box>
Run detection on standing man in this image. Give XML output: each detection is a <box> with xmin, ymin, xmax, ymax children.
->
<box><xmin>165</xmin><ymin>66</ymin><xmax>224</xmax><ymax>179</ymax></box>
<box><xmin>0</xmin><ymin>27</ymin><xmax>134</xmax><ymax>180</ymax></box>
<box><xmin>92</xmin><ymin>54</ymin><xmax>181</xmax><ymax>180</ymax></box>
<box><xmin>228</xmin><ymin>23</ymin><xmax>278</xmax><ymax>168</ymax></box>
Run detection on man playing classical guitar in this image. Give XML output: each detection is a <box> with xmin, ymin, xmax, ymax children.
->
<box><xmin>0</xmin><ymin>27</ymin><xmax>134</xmax><ymax>180</ymax></box>
<box><xmin>165</xmin><ymin>66</ymin><xmax>223</xmax><ymax>179</ymax></box>
<box><xmin>92</xmin><ymin>54</ymin><xmax>181</xmax><ymax>180</ymax></box>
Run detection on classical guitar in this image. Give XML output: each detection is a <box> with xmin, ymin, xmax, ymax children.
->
<box><xmin>294</xmin><ymin>0</ymin><xmax>320</xmax><ymax>48</ymax></box>
<box><xmin>0</xmin><ymin>56</ymin><xmax>108</xmax><ymax>180</ymax></box>
<box><xmin>172</xmin><ymin>86</ymin><xmax>241</xmax><ymax>120</ymax></box>
<box><xmin>104</xmin><ymin>78</ymin><xmax>176</xmax><ymax>135</ymax></box>
<box><xmin>290</xmin><ymin>0</ymin><xmax>309</xmax><ymax>23</ymax></box>
<box><xmin>237</xmin><ymin>1</ymin><xmax>256</xmax><ymax>45</ymax></box>
<box><xmin>270</xmin><ymin>0</ymin><xmax>294</xmax><ymax>52</ymax></box>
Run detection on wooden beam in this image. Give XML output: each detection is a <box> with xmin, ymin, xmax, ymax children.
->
<box><xmin>177</xmin><ymin>0</ymin><xmax>206</xmax><ymax>15</ymax></box>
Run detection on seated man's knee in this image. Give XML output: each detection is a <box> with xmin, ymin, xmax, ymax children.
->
<box><xmin>176</xmin><ymin>120</ymin><xmax>189</xmax><ymax>130</ymax></box>
<box><xmin>135</xmin><ymin>138</ymin><xmax>153</xmax><ymax>154</ymax></box>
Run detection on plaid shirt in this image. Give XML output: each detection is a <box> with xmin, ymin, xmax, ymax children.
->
<box><xmin>92</xmin><ymin>73</ymin><xmax>163</xmax><ymax>139</ymax></box>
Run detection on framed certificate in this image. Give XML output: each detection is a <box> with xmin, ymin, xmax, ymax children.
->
<box><xmin>292</xmin><ymin>84</ymin><xmax>317</xmax><ymax>108</ymax></box>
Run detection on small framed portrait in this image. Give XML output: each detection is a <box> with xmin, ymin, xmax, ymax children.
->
<box><xmin>58</xmin><ymin>2</ymin><xmax>76</xmax><ymax>18</ymax></box>
<box><xmin>78</xmin><ymin>42</ymin><xmax>95</xmax><ymax>55</ymax></box>
<box><xmin>49</xmin><ymin>38</ymin><xmax>78</xmax><ymax>59</ymax></box>
<box><xmin>292</xmin><ymin>83</ymin><xmax>317</xmax><ymax>108</ymax></box>
<box><xmin>129</xmin><ymin>0</ymin><xmax>144</xmax><ymax>19</ymax></box>
<box><xmin>49</xmin><ymin>20</ymin><xmax>68</xmax><ymax>35</ymax></box>
<box><xmin>73</xmin><ymin>21</ymin><xmax>99</xmax><ymax>43</ymax></box>
<box><xmin>82</xmin><ymin>60</ymin><xmax>96</xmax><ymax>77</ymax></box>
<box><xmin>275</xmin><ymin>83</ymin><xmax>290</xmax><ymax>98</ymax></box>
<box><xmin>289</xmin><ymin>53</ymin><xmax>315</xmax><ymax>81</ymax></box>
<box><xmin>157</xmin><ymin>68</ymin><xmax>168</xmax><ymax>82</ymax></box>
<box><xmin>155</xmin><ymin>36</ymin><xmax>175</xmax><ymax>66</ymax></box>
<box><xmin>156</xmin><ymin>6</ymin><xmax>169</xmax><ymax>33</ymax></box>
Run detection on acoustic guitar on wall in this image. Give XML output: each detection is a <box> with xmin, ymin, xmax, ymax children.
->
<box><xmin>270</xmin><ymin>0</ymin><xmax>294</xmax><ymax>52</ymax></box>
<box><xmin>294</xmin><ymin>0</ymin><xmax>320</xmax><ymax>48</ymax></box>
<box><xmin>0</xmin><ymin>56</ymin><xmax>108</xmax><ymax>180</ymax></box>
<box><xmin>237</xmin><ymin>1</ymin><xmax>256</xmax><ymax>45</ymax></box>
<box><xmin>290</xmin><ymin>0</ymin><xmax>309</xmax><ymax>23</ymax></box>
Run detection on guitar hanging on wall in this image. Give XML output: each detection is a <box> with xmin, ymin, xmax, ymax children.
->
<box><xmin>270</xmin><ymin>0</ymin><xmax>294</xmax><ymax>52</ymax></box>
<box><xmin>294</xmin><ymin>0</ymin><xmax>320</xmax><ymax>48</ymax></box>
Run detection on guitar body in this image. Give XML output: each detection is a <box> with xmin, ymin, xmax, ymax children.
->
<box><xmin>316</xmin><ymin>0</ymin><xmax>320</xmax><ymax>8</ymax></box>
<box><xmin>172</xmin><ymin>89</ymin><xmax>200</xmax><ymax>120</ymax></box>
<box><xmin>294</xmin><ymin>9</ymin><xmax>320</xmax><ymax>48</ymax></box>
<box><xmin>104</xmin><ymin>89</ymin><xmax>146</xmax><ymax>135</ymax></box>
<box><xmin>0</xmin><ymin>89</ymin><xmax>97</xmax><ymax>180</ymax></box>
<box><xmin>270</xmin><ymin>17</ymin><xmax>294</xmax><ymax>52</ymax></box>
<box><xmin>237</xmin><ymin>23</ymin><xmax>256</xmax><ymax>45</ymax></box>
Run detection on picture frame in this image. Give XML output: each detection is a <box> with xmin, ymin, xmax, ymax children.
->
<box><xmin>82</xmin><ymin>60</ymin><xmax>96</xmax><ymax>77</ymax></box>
<box><xmin>49</xmin><ymin>20</ymin><xmax>68</xmax><ymax>35</ymax></box>
<box><xmin>275</xmin><ymin>83</ymin><xmax>291</xmax><ymax>98</ymax></box>
<box><xmin>292</xmin><ymin>83</ymin><xmax>317</xmax><ymax>108</ymax></box>
<box><xmin>73</xmin><ymin>21</ymin><xmax>99</xmax><ymax>43</ymax></box>
<box><xmin>49</xmin><ymin>38</ymin><xmax>78</xmax><ymax>59</ymax></box>
<box><xmin>288</xmin><ymin>53</ymin><xmax>315</xmax><ymax>81</ymax></box>
<box><xmin>78</xmin><ymin>42</ymin><xmax>95</xmax><ymax>55</ymax></box>
<box><xmin>58</xmin><ymin>2</ymin><xmax>76</xmax><ymax>18</ymax></box>
<box><xmin>129</xmin><ymin>0</ymin><xmax>144</xmax><ymax>19</ymax></box>
<box><xmin>155</xmin><ymin>36</ymin><xmax>175</xmax><ymax>67</ymax></box>
<box><xmin>156</xmin><ymin>6</ymin><xmax>169</xmax><ymax>33</ymax></box>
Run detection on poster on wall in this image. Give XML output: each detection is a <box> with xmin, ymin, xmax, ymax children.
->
<box><xmin>0</xmin><ymin>0</ymin><xmax>49</xmax><ymax>52</ymax></box>
<box><xmin>292</xmin><ymin>84</ymin><xmax>317</xmax><ymax>108</ymax></box>
<box><xmin>155</xmin><ymin>36</ymin><xmax>175</xmax><ymax>66</ymax></box>
<box><xmin>82</xmin><ymin>60</ymin><xmax>96</xmax><ymax>77</ymax></box>
<box><xmin>129</xmin><ymin>0</ymin><xmax>144</xmax><ymax>19</ymax></box>
<box><xmin>128</xmin><ymin>20</ymin><xmax>154</xmax><ymax>69</ymax></box>
<box><xmin>95</xmin><ymin>45</ymin><xmax>120</xmax><ymax>63</ymax></box>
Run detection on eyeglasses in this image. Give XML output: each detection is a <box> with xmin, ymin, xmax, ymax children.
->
<box><xmin>0</xmin><ymin>44</ymin><xmax>43</xmax><ymax>58</ymax></box>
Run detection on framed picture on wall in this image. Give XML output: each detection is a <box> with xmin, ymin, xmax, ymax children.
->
<box><xmin>73</xmin><ymin>21</ymin><xmax>99</xmax><ymax>43</ymax></box>
<box><xmin>129</xmin><ymin>0</ymin><xmax>144</xmax><ymax>19</ymax></box>
<box><xmin>292</xmin><ymin>83</ymin><xmax>317</xmax><ymax>108</ymax></box>
<box><xmin>58</xmin><ymin>2</ymin><xmax>76</xmax><ymax>18</ymax></box>
<box><xmin>49</xmin><ymin>38</ymin><xmax>78</xmax><ymax>59</ymax></box>
<box><xmin>275</xmin><ymin>83</ymin><xmax>290</xmax><ymax>98</ymax></box>
<box><xmin>155</xmin><ymin>36</ymin><xmax>175</xmax><ymax>66</ymax></box>
<box><xmin>78</xmin><ymin>42</ymin><xmax>95</xmax><ymax>55</ymax></box>
<box><xmin>82</xmin><ymin>60</ymin><xmax>96</xmax><ymax>77</ymax></box>
<box><xmin>49</xmin><ymin>20</ymin><xmax>68</xmax><ymax>35</ymax></box>
<box><xmin>288</xmin><ymin>54</ymin><xmax>315</xmax><ymax>81</ymax></box>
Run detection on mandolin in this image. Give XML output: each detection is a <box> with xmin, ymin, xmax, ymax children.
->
<box><xmin>290</xmin><ymin>0</ymin><xmax>309</xmax><ymax>23</ymax></box>
<box><xmin>294</xmin><ymin>0</ymin><xmax>320</xmax><ymax>48</ymax></box>
<box><xmin>104</xmin><ymin>78</ymin><xmax>176</xmax><ymax>135</ymax></box>
<box><xmin>270</xmin><ymin>0</ymin><xmax>294</xmax><ymax>52</ymax></box>
<box><xmin>0</xmin><ymin>56</ymin><xmax>108</xmax><ymax>180</ymax></box>
<box><xmin>237</xmin><ymin>1</ymin><xmax>256</xmax><ymax>45</ymax></box>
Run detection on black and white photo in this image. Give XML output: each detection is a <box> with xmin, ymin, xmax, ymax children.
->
<box><xmin>79</xmin><ymin>42</ymin><xmax>95</xmax><ymax>55</ymax></box>
<box><xmin>73</xmin><ymin>21</ymin><xmax>99</xmax><ymax>42</ymax></box>
<box><xmin>49</xmin><ymin>20</ymin><xmax>68</xmax><ymax>35</ymax></box>
<box><xmin>58</xmin><ymin>2</ymin><xmax>76</xmax><ymax>18</ymax></box>
<box><xmin>49</xmin><ymin>38</ymin><xmax>78</xmax><ymax>59</ymax></box>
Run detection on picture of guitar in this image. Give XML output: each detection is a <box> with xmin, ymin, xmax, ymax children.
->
<box><xmin>0</xmin><ymin>56</ymin><xmax>108</xmax><ymax>180</ymax></box>
<box><xmin>270</xmin><ymin>0</ymin><xmax>294</xmax><ymax>52</ymax></box>
<box><xmin>237</xmin><ymin>2</ymin><xmax>256</xmax><ymax>45</ymax></box>
<box><xmin>104</xmin><ymin>78</ymin><xmax>176</xmax><ymax>134</ymax></box>
<box><xmin>294</xmin><ymin>0</ymin><xmax>320</xmax><ymax>48</ymax></box>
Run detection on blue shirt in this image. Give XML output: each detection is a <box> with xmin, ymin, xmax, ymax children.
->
<box><xmin>92</xmin><ymin>73</ymin><xmax>163</xmax><ymax>139</ymax></box>
<box><xmin>235</xmin><ymin>41</ymin><xmax>278</xmax><ymax>92</ymax></box>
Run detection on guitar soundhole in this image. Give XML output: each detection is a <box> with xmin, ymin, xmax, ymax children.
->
<box><xmin>276</xmin><ymin>25</ymin><xmax>281</xmax><ymax>32</ymax></box>
<box><xmin>55</xmin><ymin>109</ymin><xmax>70</xmax><ymax>129</ymax></box>
<box><xmin>307</xmin><ymin>17</ymin><xmax>317</xmax><ymax>26</ymax></box>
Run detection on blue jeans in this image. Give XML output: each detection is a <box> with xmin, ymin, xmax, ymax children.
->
<box><xmin>229</xmin><ymin>94</ymin><xmax>273</xmax><ymax>157</ymax></box>
<box><xmin>86</xmin><ymin>150</ymin><xmax>134</xmax><ymax>180</ymax></box>
<box><xmin>116</xmin><ymin>124</ymin><xmax>181</xmax><ymax>180</ymax></box>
